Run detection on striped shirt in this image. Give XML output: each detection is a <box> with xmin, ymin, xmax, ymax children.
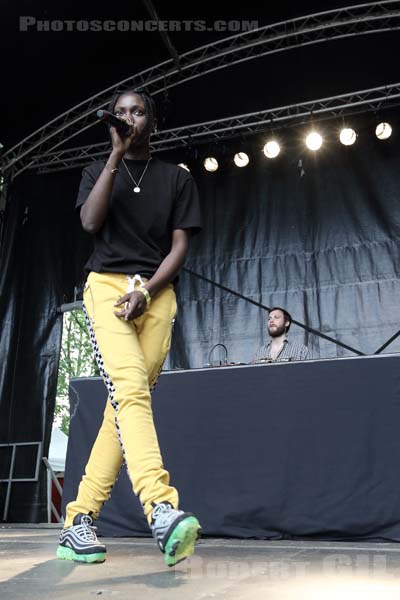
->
<box><xmin>252</xmin><ymin>338</ymin><xmax>311</xmax><ymax>363</ymax></box>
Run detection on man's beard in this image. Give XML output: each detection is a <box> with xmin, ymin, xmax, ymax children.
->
<box><xmin>268</xmin><ymin>324</ymin><xmax>286</xmax><ymax>338</ymax></box>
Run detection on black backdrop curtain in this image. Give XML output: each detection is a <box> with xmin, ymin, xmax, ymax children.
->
<box><xmin>169</xmin><ymin>121</ymin><xmax>400</xmax><ymax>368</ymax></box>
<box><xmin>0</xmin><ymin>171</ymin><xmax>90</xmax><ymax>521</ymax></box>
<box><xmin>1</xmin><ymin>113</ymin><xmax>400</xmax><ymax>520</ymax></box>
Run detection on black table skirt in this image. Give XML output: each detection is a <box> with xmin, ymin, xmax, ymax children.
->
<box><xmin>63</xmin><ymin>355</ymin><xmax>400</xmax><ymax>541</ymax></box>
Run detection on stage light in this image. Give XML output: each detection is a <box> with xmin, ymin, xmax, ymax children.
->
<box><xmin>233</xmin><ymin>152</ymin><xmax>249</xmax><ymax>167</ymax></box>
<box><xmin>375</xmin><ymin>122</ymin><xmax>392</xmax><ymax>140</ymax></box>
<box><xmin>339</xmin><ymin>128</ymin><xmax>357</xmax><ymax>146</ymax></box>
<box><xmin>178</xmin><ymin>163</ymin><xmax>190</xmax><ymax>172</ymax></box>
<box><xmin>306</xmin><ymin>131</ymin><xmax>323</xmax><ymax>151</ymax></box>
<box><xmin>263</xmin><ymin>140</ymin><xmax>280</xmax><ymax>158</ymax></box>
<box><xmin>204</xmin><ymin>157</ymin><xmax>219</xmax><ymax>172</ymax></box>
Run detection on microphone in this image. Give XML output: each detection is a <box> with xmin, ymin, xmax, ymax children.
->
<box><xmin>96</xmin><ymin>110</ymin><xmax>133</xmax><ymax>135</ymax></box>
<box><xmin>207</xmin><ymin>343</ymin><xmax>228</xmax><ymax>367</ymax></box>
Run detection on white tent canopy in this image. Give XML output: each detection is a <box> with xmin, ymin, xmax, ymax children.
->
<box><xmin>48</xmin><ymin>427</ymin><xmax>68</xmax><ymax>472</ymax></box>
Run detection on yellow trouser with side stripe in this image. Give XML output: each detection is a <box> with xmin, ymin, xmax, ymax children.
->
<box><xmin>65</xmin><ymin>271</ymin><xmax>179</xmax><ymax>527</ymax></box>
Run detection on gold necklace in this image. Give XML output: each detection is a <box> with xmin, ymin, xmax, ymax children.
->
<box><xmin>122</xmin><ymin>158</ymin><xmax>152</xmax><ymax>193</ymax></box>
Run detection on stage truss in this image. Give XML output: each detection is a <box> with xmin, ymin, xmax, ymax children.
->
<box><xmin>1</xmin><ymin>1</ymin><xmax>400</xmax><ymax>178</ymax></box>
<box><xmin>27</xmin><ymin>83</ymin><xmax>400</xmax><ymax>173</ymax></box>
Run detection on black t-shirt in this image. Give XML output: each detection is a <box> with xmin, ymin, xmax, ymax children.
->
<box><xmin>76</xmin><ymin>157</ymin><xmax>202</xmax><ymax>277</ymax></box>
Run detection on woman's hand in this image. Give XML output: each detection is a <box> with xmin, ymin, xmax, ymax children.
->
<box><xmin>113</xmin><ymin>291</ymin><xmax>148</xmax><ymax>321</ymax></box>
<box><xmin>110</xmin><ymin>125</ymin><xmax>136</xmax><ymax>157</ymax></box>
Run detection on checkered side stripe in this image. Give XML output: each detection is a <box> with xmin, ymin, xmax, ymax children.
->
<box><xmin>82</xmin><ymin>302</ymin><xmax>126</xmax><ymax>461</ymax></box>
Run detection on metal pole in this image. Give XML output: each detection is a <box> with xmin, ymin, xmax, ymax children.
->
<box><xmin>3</xmin><ymin>445</ymin><xmax>16</xmax><ymax>522</ymax></box>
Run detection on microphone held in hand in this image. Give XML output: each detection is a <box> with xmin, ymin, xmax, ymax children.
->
<box><xmin>96</xmin><ymin>110</ymin><xmax>133</xmax><ymax>135</ymax></box>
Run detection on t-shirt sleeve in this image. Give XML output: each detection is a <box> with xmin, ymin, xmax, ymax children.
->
<box><xmin>75</xmin><ymin>163</ymin><xmax>102</xmax><ymax>211</ymax></box>
<box><xmin>172</xmin><ymin>172</ymin><xmax>202</xmax><ymax>234</ymax></box>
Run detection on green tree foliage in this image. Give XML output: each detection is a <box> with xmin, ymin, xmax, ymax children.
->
<box><xmin>55</xmin><ymin>310</ymin><xmax>99</xmax><ymax>434</ymax></box>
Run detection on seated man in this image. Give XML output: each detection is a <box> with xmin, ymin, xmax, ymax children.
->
<box><xmin>253</xmin><ymin>307</ymin><xmax>311</xmax><ymax>363</ymax></box>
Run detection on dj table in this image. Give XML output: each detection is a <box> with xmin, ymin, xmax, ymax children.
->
<box><xmin>63</xmin><ymin>354</ymin><xmax>400</xmax><ymax>541</ymax></box>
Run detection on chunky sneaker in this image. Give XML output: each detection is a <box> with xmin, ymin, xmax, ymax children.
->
<box><xmin>56</xmin><ymin>513</ymin><xmax>106</xmax><ymax>563</ymax></box>
<box><xmin>151</xmin><ymin>502</ymin><xmax>201</xmax><ymax>567</ymax></box>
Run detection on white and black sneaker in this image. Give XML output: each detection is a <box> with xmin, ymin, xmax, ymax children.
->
<box><xmin>56</xmin><ymin>513</ymin><xmax>106</xmax><ymax>563</ymax></box>
<box><xmin>151</xmin><ymin>502</ymin><xmax>201</xmax><ymax>567</ymax></box>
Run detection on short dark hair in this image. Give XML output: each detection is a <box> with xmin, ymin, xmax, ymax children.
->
<box><xmin>269</xmin><ymin>307</ymin><xmax>292</xmax><ymax>333</ymax></box>
<box><xmin>106</xmin><ymin>88</ymin><xmax>157</xmax><ymax>137</ymax></box>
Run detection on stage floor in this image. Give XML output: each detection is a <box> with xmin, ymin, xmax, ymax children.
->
<box><xmin>1</xmin><ymin>526</ymin><xmax>400</xmax><ymax>599</ymax></box>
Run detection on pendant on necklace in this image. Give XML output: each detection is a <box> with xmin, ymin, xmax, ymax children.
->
<box><xmin>133</xmin><ymin>186</ymin><xmax>140</xmax><ymax>193</ymax></box>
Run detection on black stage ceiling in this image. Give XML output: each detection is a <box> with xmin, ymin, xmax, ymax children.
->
<box><xmin>1</xmin><ymin>0</ymin><xmax>399</xmax><ymax>150</ymax></box>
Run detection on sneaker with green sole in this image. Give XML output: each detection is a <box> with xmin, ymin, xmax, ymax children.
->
<box><xmin>151</xmin><ymin>502</ymin><xmax>201</xmax><ymax>567</ymax></box>
<box><xmin>56</xmin><ymin>513</ymin><xmax>106</xmax><ymax>563</ymax></box>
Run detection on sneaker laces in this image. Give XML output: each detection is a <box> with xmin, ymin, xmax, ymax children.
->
<box><xmin>76</xmin><ymin>515</ymin><xmax>98</xmax><ymax>542</ymax></box>
<box><xmin>152</xmin><ymin>502</ymin><xmax>182</xmax><ymax>527</ymax></box>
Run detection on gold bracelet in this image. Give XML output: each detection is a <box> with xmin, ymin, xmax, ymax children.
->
<box><xmin>139</xmin><ymin>286</ymin><xmax>151</xmax><ymax>308</ymax></box>
<box><xmin>105</xmin><ymin>163</ymin><xmax>119</xmax><ymax>174</ymax></box>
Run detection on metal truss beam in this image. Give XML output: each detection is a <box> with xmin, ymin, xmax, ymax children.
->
<box><xmin>1</xmin><ymin>1</ymin><xmax>400</xmax><ymax>178</ymax></box>
<box><xmin>28</xmin><ymin>83</ymin><xmax>400</xmax><ymax>173</ymax></box>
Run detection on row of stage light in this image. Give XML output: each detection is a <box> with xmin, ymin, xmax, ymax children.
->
<box><xmin>177</xmin><ymin>122</ymin><xmax>393</xmax><ymax>172</ymax></box>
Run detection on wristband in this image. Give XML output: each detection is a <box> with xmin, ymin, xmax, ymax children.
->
<box><xmin>139</xmin><ymin>286</ymin><xmax>151</xmax><ymax>308</ymax></box>
<box><xmin>105</xmin><ymin>163</ymin><xmax>119</xmax><ymax>174</ymax></box>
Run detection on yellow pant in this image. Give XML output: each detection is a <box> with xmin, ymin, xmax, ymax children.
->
<box><xmin>65</xmin><ymin>271</ymin><xmax>179</xmax><ymax>527</ymax></box>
